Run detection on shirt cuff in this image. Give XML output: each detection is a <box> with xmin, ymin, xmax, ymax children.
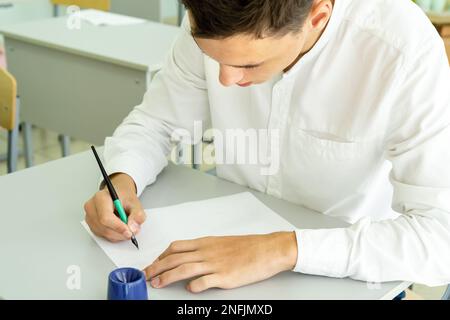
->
<box><xmin>293</xmin><ymin>228</ymin><xmax>353</xmax><ymax>278</ymax></box>
<box><xmin>98</xmin><ymin>152</ymin><xmax>165</xmax><ymax>197</ymax></box>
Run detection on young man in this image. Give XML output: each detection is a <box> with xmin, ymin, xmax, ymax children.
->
<box><xmin>84</xmin><ymin>0</ymin><xmax>450</xmax><ymax>293</ymax></box>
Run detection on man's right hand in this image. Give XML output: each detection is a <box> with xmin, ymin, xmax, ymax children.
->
<box><xmin>84</xmin><ymin>173</ymin><xmax>147</xmax><ymax>243</ymax></box>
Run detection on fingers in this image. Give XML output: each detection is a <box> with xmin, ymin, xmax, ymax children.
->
<box><xmin>125</xmin><ymin>202</ymin><xmax>147</xmax><ymax>234</ymax></box>
<box><xmin>143</xmin><ymin>238</ymin><xmax>218</xmax><ymax>291</ymax></box>
<box><xmin>187</xmin><ymin>274</ymin><xmax>221</xmax><ymax>293</ymax></box>
<box><xmin>84</xmin><ymin>190</ymin><xmax>131</xmax><ymax>242</ymax></box>
<box><xmin>94</xmin><ymin>192</ymin><xmax>130</xmax><ymax>235</ymax></box>
<box><xmin>144</xmin><ymin>251</ymin><xmax>202</xmax><ymax>279</ymax></box>
<box><xmin>157</xmin><ymin>239</ymin><xmax>201</xmax><ymax>261</ymax></box>
<box><xmin>149</xmin><ymin>263</ymin><xmax>213</xmax><ymax>289</ymax></box>
<box><xmin>85</xmin><ymin>201</ymin><xmax>130</xmax><ymax>242</ymax></box>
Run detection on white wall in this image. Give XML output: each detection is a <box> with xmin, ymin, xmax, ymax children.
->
<box><xmin>0</xmin><ymin>0</ymin><xmax>52</xmax><ymax>27</ymax></box>
<box><xmin>0</xmin><ymin>0</ymin><xmax>52</xmax><ymax>47</ymax></box>
<box><xmin>111</xmin><ymin>0</ymin><xmax>181</xmax><ymax>23</ymax></box>
<box><xmin>161</xmin><ymin>0</ymin><xmax>178</xmax><ymax>21</ymax></box>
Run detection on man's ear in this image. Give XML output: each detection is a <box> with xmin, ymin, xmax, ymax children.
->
<box><xmin>307</xmin><ymin>0</ymin><xmax>334</xmax><ymax>31</ymax></box>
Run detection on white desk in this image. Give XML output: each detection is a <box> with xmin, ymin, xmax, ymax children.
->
<box><xmin>0</xmin><ymin>15</ymin><xmax>180</xmax><ymax>145</ymax></box>
<box><xmin>0</xmin><ymin>150</ymin><xmax>410</xmax><ymax>299</ymax></box>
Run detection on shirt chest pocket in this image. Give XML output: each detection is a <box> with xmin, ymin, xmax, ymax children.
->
<box><xmin>283</xmin><ymin>128</ymin><xmax>382</xmax><ymax>193</ymax></box>
<box><xmin>292</xmin><ymin>128</ymin><xmax>374</xmax><ymax>161</ymax></box>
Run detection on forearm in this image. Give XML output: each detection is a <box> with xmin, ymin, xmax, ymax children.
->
<box><xmin>293</xmin><ymin>209</ymin><xmax>450</xmax><ymax>286</ymax></box>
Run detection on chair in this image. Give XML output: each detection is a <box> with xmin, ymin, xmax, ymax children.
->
<box><xmin>51</xmin><ymin>0</ymin><xmax>110</xmax><ymax>15</ymax></box>
<box><xmin>0</xmin><ymin>46</ymin><xmax>6</xmax><ymax>69</ymax></box>
<box><xmin>0</xmin><ymin>67</ymin><xmax>20</xmax><ymax>173</ymax></box>
<box><xmin>0</xmin><ymin>50</ymin><xmax>33</xmax><ymax>169</ymax></box>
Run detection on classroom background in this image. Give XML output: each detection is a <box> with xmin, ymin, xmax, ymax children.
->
<box><xmin>0</xmin><ymin>0</ymin><xmax>449</xmax><ymax>300</ymax></box>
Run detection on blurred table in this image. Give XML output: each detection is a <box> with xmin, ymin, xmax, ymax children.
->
<box><xmin>0</xmin><ymin>15</ymin><xmax>180</xmax><ymax>145</ymax></box>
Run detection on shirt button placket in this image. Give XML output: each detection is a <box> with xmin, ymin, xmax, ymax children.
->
<box><xmin>266</xmin><ymin>81</ymin><xmax>284</xmax><ymax>198</ymax></box>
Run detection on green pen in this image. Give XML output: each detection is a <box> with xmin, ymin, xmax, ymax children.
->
<box><xmin>91</xmin><ymin>146</ymin><xmax>139</xmax><ymax>249</ymax></box>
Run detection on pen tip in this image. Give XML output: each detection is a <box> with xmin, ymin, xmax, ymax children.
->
<box><xmin>131</xmin><ymin>235</ymin><xmax>139</xmax><ymax>250</ymax></box>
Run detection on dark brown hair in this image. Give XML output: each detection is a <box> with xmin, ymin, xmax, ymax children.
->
<box><xmin>181</xmin><ymin>0</ymin><xmax>314</xmax><ymax>39</ymax></box>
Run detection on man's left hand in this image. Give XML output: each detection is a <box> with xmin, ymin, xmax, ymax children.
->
<box><xmin>143</xmin><ymin>231</ymin><xmax>298</xmax><ymax>293</ymax></box>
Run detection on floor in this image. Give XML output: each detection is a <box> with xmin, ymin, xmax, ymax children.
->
<box><xmin>0</xmin><ymin>125</ymin><xmax>448</xmax><ymax>300</ymax></box>
<box><xmin>0</xmin><ymin>126</ymin><xmax>93</xmax><ymax>175</ymax></box>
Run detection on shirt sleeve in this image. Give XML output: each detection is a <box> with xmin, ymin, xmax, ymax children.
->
<box><xmin>100</xmin><ymin>17</ymin><xmax>211</xmax><ymax>196</ymax></box>
<box><xmin>293</xmin><ymin>33</ymin><xmax>450</xmax><ymax>286</ymax></box>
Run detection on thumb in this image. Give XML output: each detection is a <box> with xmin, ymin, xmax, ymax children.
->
<box><xmin>127</xmin><ymin>205</ymin><xmax>146</xmax><ymax>234</ymax></box>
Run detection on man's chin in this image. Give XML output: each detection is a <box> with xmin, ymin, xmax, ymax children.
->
<box><xmin>236</xmin><ymin>80</ymin><xmax>267</xmax><ymax>87</ymax></box>
<box><xmin>237</xmin><ymin>82</ymin><xmax>253</xmax><ymax>87</ymax></box>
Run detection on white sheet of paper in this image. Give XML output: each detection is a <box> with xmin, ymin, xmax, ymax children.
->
<box><xmin>78</xmin><ymin>9</ymin><xmax>147</xmax><ymax>26</ymax></box>
<box><xmin>81</xmin><ymin>192</ymin><xmax>296</xmax><ymax>270</ymax></box>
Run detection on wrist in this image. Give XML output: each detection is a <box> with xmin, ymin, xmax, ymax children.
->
<box><xmin>105</xmin><ymin>173</ymin><xmax>137</xmax><ymax>195</ymax></box>
<box><xmin>272</xmin><ymin>231</ymin><xmax>298</xmax><ymax>272</ymax></box>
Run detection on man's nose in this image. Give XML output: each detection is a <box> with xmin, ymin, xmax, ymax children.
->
<box><xmin>219</xmin><ymin>65</ymin><xmax>244</xmax><ymax>87</ymax></box>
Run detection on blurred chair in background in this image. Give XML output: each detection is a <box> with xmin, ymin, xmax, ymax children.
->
<box><xmin>51</xmin><ymin>0</ymin><xmax>110</xmax><ymax>16</ymax></box>
<box><xmin>0</xmin><ymin>67</ymin><xmax>33</xmax><ymax>173</ymax></box>
<box><xmin>0</xmin><ymin>45</ymin><xmax>6</xmax><ymax>69</ymax></box>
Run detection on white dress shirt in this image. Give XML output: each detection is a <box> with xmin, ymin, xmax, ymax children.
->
<box><xmin>103</xmin><ymin>0</ymin><xmax>450</xmax><ymax>286</ymax></box>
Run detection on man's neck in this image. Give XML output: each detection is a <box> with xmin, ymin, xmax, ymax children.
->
<box><xmin>284</xmin><ymin>0</ymin><xmax>335</xmax><ymax>72</ymax></box>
